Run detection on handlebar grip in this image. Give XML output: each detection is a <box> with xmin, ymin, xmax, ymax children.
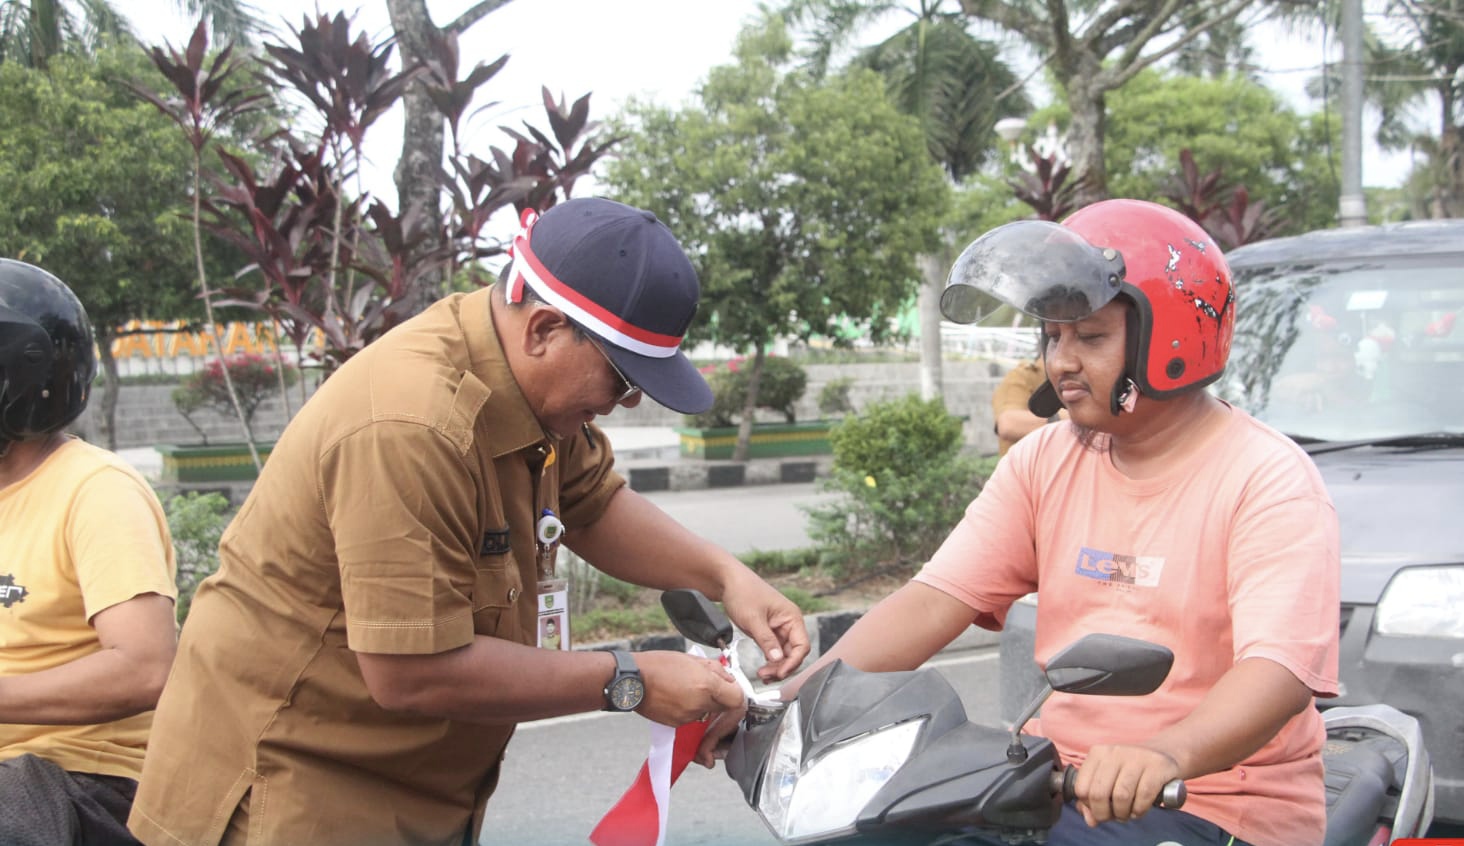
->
<box><xmin>1160</xmin><ymin>778</ymin><xmax>1187</xmax><ymax>809</ymax></box>
<box><xmin>1051</xmin><ymin>766</ymin><xmax>1187</xmax><ymax>809</ymax></box>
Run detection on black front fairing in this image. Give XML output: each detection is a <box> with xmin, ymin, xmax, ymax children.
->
<box><xmin>864</xmin><ymin>721</ymin><xmax>1059</xmax><ymax>836</ymax></box>
<box><xmin>728</xmin><ymin>660</ymin><xmax>1061</xmax><ymax>843</ymax></box>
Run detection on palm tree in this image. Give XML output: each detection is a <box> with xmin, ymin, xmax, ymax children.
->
<box><xmin>1371</xmin><ymin>0</ymin><xmax>1462</xmax><ymax>216</ymax></box>
<box><xmin>0</xmin><ymin>0</ymin><xmax>258</xmax><ymax>67</ymax></box>
<box><xmin>1173</xmin><ymin>17</ymin><xmax>1259</xmax><ymax>80</ymax></box>
<box><xmin>782</xmin><ymin>0</ymin><xmax>1029</xmax><ymax>400</ymax></box>
<box><xmin>1290</xmin><ymin>0</ymin><xmax>1462</xmax><ymax>217</ymax></box>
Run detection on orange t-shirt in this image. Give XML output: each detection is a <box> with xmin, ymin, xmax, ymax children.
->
<box><xmin>916</xmin><ymin>405</ymin><xmax>1339</xmax><ymax>846</ymax></box>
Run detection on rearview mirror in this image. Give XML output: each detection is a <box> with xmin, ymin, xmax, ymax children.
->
<box><xmin>1044</xmin><ymin>633</ymin><xmax>1174</xmax><ymax>697</ymax></box>
<box><xmin>661</xmin><ymin>589</ymin><xmax>734</xmax><ymax>649</ymax></box>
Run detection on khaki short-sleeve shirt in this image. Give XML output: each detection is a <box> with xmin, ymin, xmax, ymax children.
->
<box><xmin>129</xmin><ymin>288</ymin><xmax>624</xmax><ymax>846</ymax></box>
<box><xmin>992</xmin><ymin>359</ymin><xmax>1047</xmax><ymax>456</ymax></box>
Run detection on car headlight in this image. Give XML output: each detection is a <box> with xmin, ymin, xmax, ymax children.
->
<box><xmin>756</xmin><ymin>700</ymin><xmax>926</xmax><ymax>843</ymax></box>
<box><xmin>1375</xmin><ymin>565</ymin><xmax>1464</xmax><ymax>638</ymax></box>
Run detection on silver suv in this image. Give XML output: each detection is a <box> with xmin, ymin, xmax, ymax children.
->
<box><xmin>997</xmin><ymin>219</ymin><xmax>1464</xmax><ymax>826</ymax></box>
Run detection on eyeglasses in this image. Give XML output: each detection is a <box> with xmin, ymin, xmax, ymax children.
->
<box><xmin>586</xmin><ymin>336</ymin><xmax>641</xmax><ymax>405</ymax></box>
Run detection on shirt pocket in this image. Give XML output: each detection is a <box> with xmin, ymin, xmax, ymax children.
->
<box><xmin>471</xmin><ymin>548</ymin><xmax>525</xmax><ymax>643</ymax></box>
<box><xmin>472</xmin><ymin>547</ymin><xmax>522</xmax><ymax>612</ymax></box>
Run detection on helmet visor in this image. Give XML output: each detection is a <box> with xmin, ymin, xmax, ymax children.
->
<box><xmin>0</xmin><ymin>304</ymin><xmax>52</xmax><ymax>397</ymax></box>
<box><xmin>940</xmin><ymin>220</ymin><xmax>1126</xmax><ymax>324</ymax></box>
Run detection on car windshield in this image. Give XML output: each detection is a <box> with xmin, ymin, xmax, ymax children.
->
<box><xmin>1218</xmin><ymin>252</ymin><xmax>1464</xmax><ymax>442</ymax></box>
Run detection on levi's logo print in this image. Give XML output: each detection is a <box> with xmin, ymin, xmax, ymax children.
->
<box><xmin>1074</xmin><ymin>547</ymin><xmax>1163</xmax><ymax>590</ymax></box>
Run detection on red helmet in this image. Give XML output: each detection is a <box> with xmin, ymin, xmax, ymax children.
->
<box><xmin>1062</xmin><ymin>199</ymin><xmax>1234</xmax><ymax>398</ymax></box>
<box><xmin>941</xmin><ymin>199</ymin><xmax>1234</xmax><ymax>413</ymax></box>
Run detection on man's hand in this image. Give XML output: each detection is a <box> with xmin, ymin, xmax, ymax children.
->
<box><xmin>1072</xmin><ymin>743</ymin><xmax>1182</xmax><ymax>825</ymax></box>
<box><xmin>635</xmin><ymin>650</ymin><xmax>744</xmax><ymax>727</ymax></box>
<box><xmin>693</xmin><ymin>700</ymin><xmax>748</xmax><ymax>768</ymax></box>
<box><xmin>719</xmin><ymin>573</ymin><xmax>810</xmax><ymax>681</ymax></box>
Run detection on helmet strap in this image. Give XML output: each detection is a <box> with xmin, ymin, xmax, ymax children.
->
<box><xmin>1110</xmin><ymin>376</ymin><xmax>1140</xmax><ymax>416</ymax></box>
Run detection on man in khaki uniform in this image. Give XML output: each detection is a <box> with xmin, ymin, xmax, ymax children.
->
<box><xmin>128</xmin><ymin>198</ymin><xmax>810</xmax><ymax>846</ymax></box>
<box><xmin>991</xmin><ymin>356</ymin><xmax>1066</xmax><ymax>456</ymax></box>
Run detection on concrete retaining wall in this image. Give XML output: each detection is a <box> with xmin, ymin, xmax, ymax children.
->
<box><xmin>75</xmin><ymin>360</ymin><xmax>1014</xmax><ymax>455</ymax></box>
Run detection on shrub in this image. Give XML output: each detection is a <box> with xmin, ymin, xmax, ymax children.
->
<box><xmin>164</xmin><ymin>491</ymin><xmax>233</xmax><ymax>623</ymax></box>
<box><xmin>805</xmin><ymin>394</ymin><xmax>987</xmax><ymax>579</ymax></box>
<box><xmin>172</xmin><ymin>353</ymin><xmax>298</xmax><ymax>443</ymax></box>
<box><xmin>741</xmin><ymin>546</ymin><xmax>821</xmax><ymax>576</ymax></box>
<box><xmin>817</xmin><ymin>376</ymin><xmax>856</xmax><ymax>418</ymax></box>
<box><xmin>689</xmin><ymin>355</ymin><xmax>808</xmax><ymax>428</ymax></box>
<box><xmin>574</xmin><ymin>607</ymin><xmax>671</xmax><ymax>642</ymax></box>
<box><xmin>779</xmin><ymin>586</ymin><xmax>832</xmax><ymax>614</ymax></box>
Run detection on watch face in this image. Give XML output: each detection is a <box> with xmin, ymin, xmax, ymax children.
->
<box><xmin>609</xmin><ymin>676</ymin><xmax>645</xmax><ymax>711</ymax></box>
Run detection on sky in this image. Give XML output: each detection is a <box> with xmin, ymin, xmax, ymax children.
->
<box><xmin>126</xmin><ymin>0</ymin><xmax>1415</xmax><ymax>238</ymax></box>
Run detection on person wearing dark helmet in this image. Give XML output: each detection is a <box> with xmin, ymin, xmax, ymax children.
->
<box><xmin>703</xmin><ymin>201</ymin><xmax>1339</xmax><ymax>846</ymax></box>
<box><xmin>0</xmin><ymin>259</ymin><xmax>178</xmax><ymax>845</ymax></box>
<box><xmin>128</xmin><ymin>197</ymin><xmax>810</xmax><ymax>846</ymax></box>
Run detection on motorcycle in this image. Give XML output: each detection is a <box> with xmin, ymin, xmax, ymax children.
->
<box><xmin>660</xmin><ymin>589</ymin><xmax>1434</xmax><ymax>846</ymax></box>
<box><xmin>1319</xmin><ymin>703</ymin><xmax>1433</xmax><ymax>846</ymax></box>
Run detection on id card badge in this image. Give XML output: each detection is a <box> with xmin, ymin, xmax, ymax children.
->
<box><xmin>537</xmin><ymin>578</ymin><xmax>570</xmax><ymax>651</ymax></box>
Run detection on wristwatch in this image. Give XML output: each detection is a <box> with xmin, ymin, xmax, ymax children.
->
<box><xmin>602</xmin><ymin>649</ymin><xmax>645</xmax><ymax>712</ymax></box>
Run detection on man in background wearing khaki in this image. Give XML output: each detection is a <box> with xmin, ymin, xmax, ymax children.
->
<box><xmin>991</xmin><ymin>354</ymin><xmax>1066</xmax><ymax>456</ymax></box>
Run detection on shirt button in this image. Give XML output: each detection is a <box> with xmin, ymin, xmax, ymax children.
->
<box><xmin>508</xmin><ymin>587</ymin><xmax>520</xmax><ymax>602</ymax></box>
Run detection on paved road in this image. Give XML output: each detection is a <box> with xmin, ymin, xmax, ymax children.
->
<box><xmin>479</xmin><ymin>647</ymin><xmax>1004</xmax><ymax>845</ymax></box>
<box><xmin>641</xmin><ymin>483</ymin><xmax>841</xmax><ymax>555</ymax></box>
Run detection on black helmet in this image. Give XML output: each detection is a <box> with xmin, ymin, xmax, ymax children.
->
<box><xmin>0</xmin><ymin>259</ymin><xmax>97</xmax><ymax>447</ymax></box>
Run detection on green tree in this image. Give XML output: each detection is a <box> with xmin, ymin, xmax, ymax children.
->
<box><xmin>0</xmin><ymin>48</ymin><xmax>242</xmax><ymax>447</ymax></box>
<box><xmin>784</xmin><ymin>0</ymin><xmax>1030</xmax><ymax>403</ymax></box>
<box><xmin>1091</xmin><ymin>69</ymin><xmax>1341</xmax><ymax>235</ymax></box>
<box><xmin>606</xmin><ymin>16</ymin><xmax>950</xmax><ymax>461</ymax></box>
<box><xmin>953</xmin><ymin>0</ymin><xmax>1309</xmax><ymax>206</ymax></box>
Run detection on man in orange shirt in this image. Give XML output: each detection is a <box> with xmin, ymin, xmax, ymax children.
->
<box><xmin>721</xmin><ymin>201</ymin><xmax>1339</xmax><ymax>846</ymax></box>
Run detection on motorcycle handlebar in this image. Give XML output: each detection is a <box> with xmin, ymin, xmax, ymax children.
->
<box><xmin>1050</xmin><ymin>765</ymin><xmax>1187</xmax><ymax>809</ymax></box>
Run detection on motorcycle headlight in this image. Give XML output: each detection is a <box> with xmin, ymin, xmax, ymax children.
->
<box><xmin>756</xmin><ymin>700</ymin><xmax>926</xmax><ymax>843</ymax></box>
<box><xmin>1375</xmin><ymin>565</ymin><xmax>1464</xmax><ymax>638</ymax></box>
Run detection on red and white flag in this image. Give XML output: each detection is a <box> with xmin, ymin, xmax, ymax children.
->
<box><xmin>589</xmin><ymin>644</ymin><xmax>720</xmax><ymax>846</ymax></box>
<box><xmin>588</xmin><ymin>717</ymin><xmax>710</xmax><ymax>846</ymax></box>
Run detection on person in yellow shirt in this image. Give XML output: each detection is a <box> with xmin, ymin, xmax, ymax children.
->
<box><xmin>0</xmin><ymin>259</ymin><xmax>178</xmax><ymax>846</ymax></box>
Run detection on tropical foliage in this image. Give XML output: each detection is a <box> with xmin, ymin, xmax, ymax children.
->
<box><xmin>0</xmin><ymin>0</ymin><xmax>256</xmax><ymax>68</ymax></box>
<box><xmin>806</xmin><ymin>393</ymin><xmax>986</xmax><ymax>579</ymax></box>
<box><xmin>172</xmin><ymin>353</ymin><xmax>298</xmax><ymax>443</ymax></box>
<box><xmin>0</xmin><ymin>48</ymin><xmax>248</xmax><ymax>448</ymax></box>
<box><xmin>607</xmin><ymin>16</ymin><xmax>949</xmax><ymax>459</ymax></box>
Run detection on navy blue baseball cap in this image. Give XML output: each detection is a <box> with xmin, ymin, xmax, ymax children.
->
<box><xmin>505</xmin><ymin>197</ymin><xmax>713</xmax><ymax>415</ymax></box>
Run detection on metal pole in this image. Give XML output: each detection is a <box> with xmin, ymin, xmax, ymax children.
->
<box><xmin>1339</xmin><ymin>0</ymin><xmax>1368</xmax><ymax>227</ymax></box>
